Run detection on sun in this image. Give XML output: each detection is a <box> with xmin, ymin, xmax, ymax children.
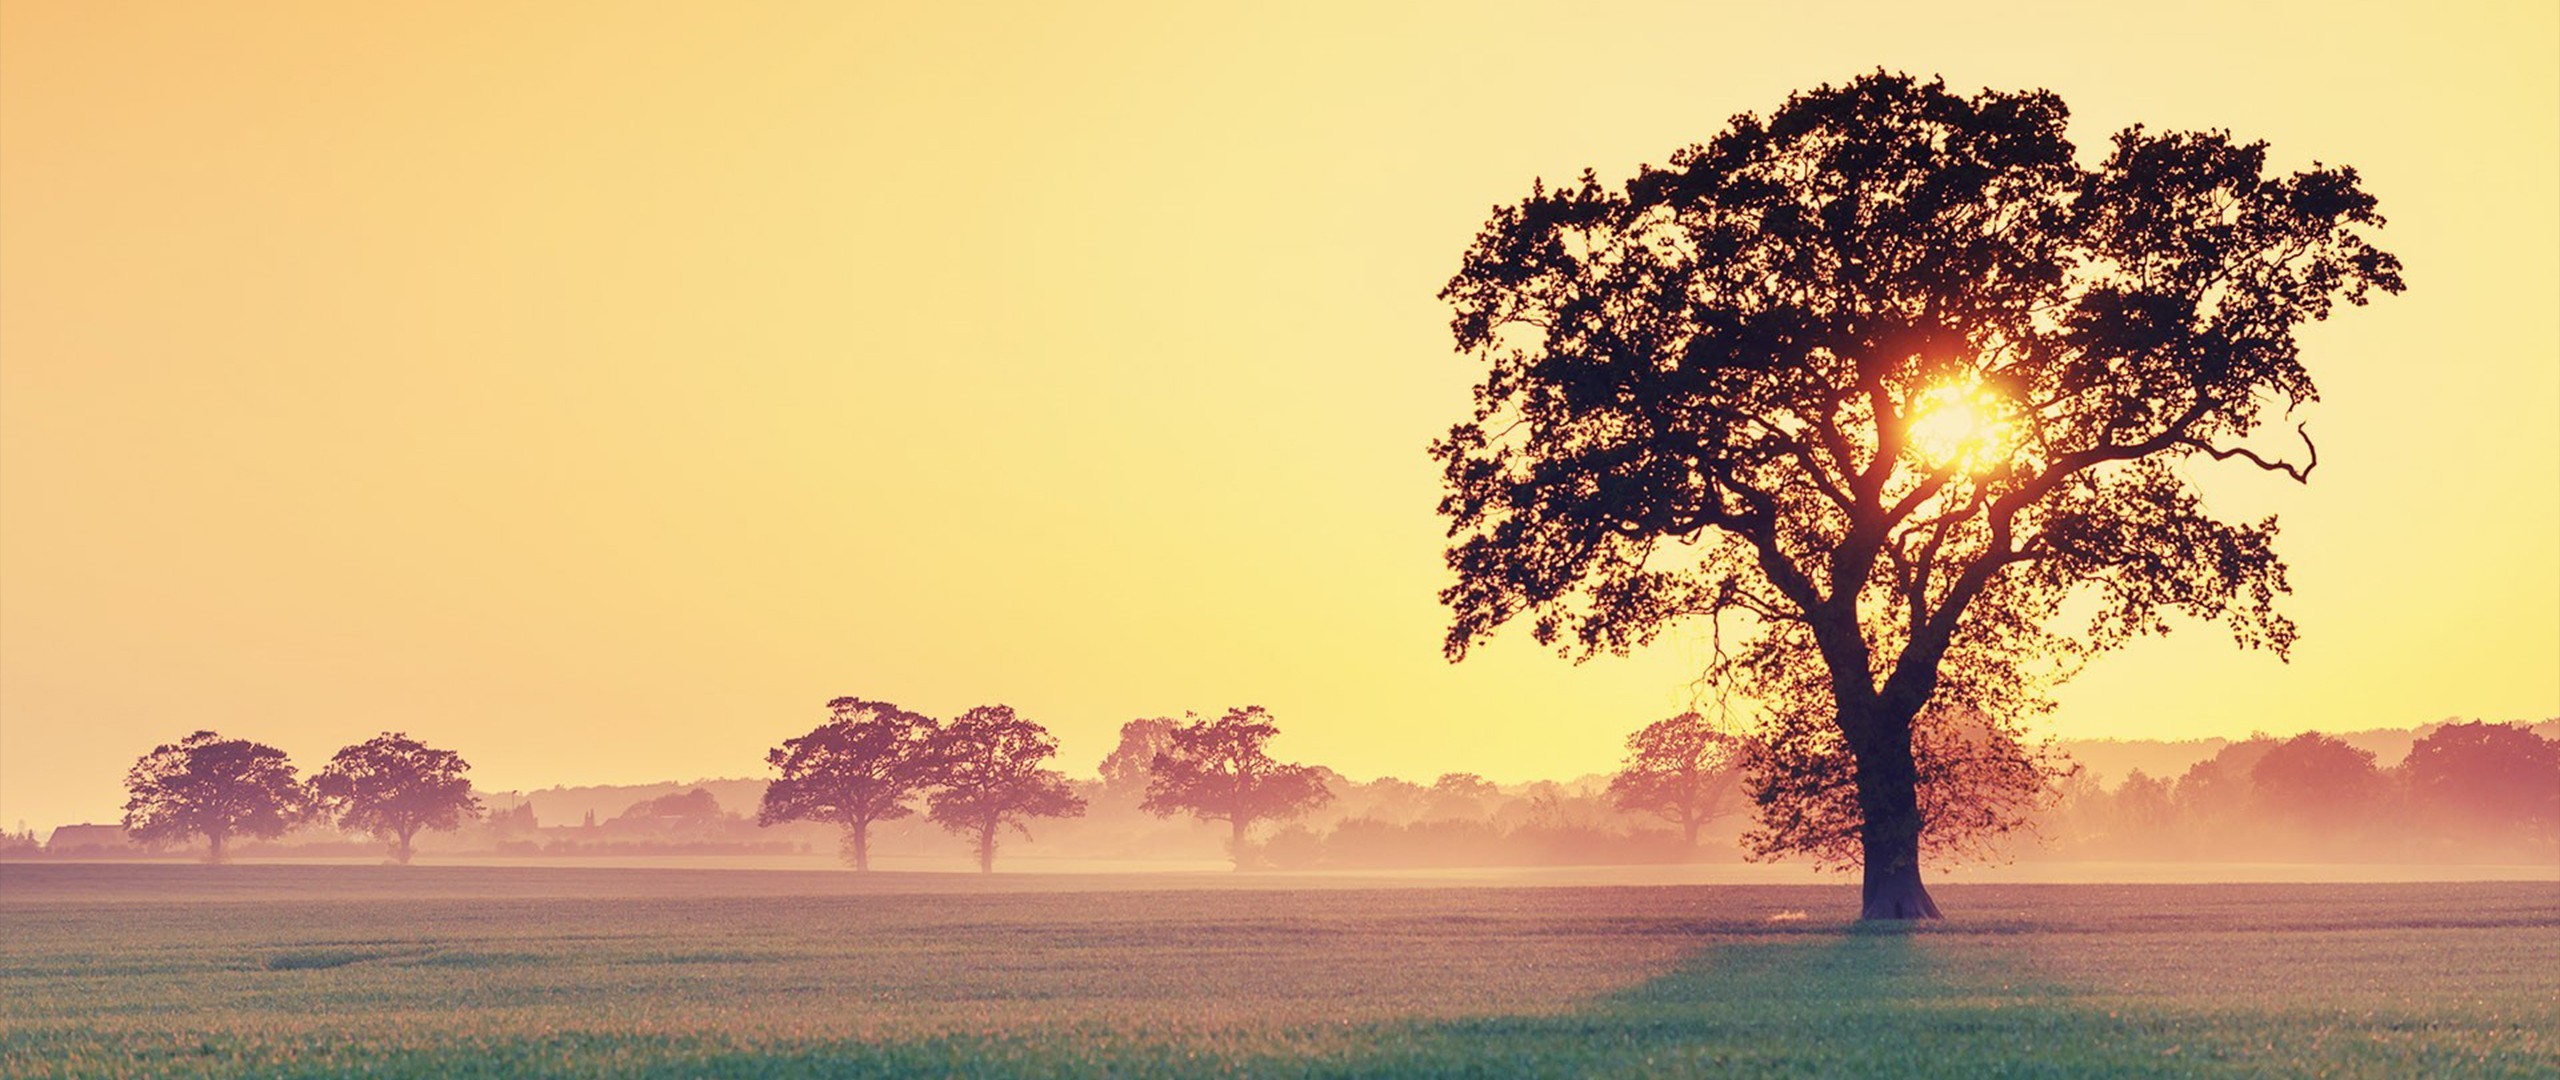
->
<box><xmin>1904</xmin><ymin>378</ymin><xmax>2015</xmax><ymax>473</ymax></box>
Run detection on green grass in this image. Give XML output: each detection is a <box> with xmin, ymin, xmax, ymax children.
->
<box><xmin>1</xmin><ymin>866</ymin><xmax>2552</xmax><ymax>1077</ymax></box>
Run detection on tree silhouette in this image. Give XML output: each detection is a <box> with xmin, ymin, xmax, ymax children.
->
<box><xmin>1096</xmin><ymin>716</ymin><xmax>1180</xmax><ymax>802</ymax></box>
<box><xmin>1424</xmin><ymin>772</ymin><xmax>1500</xmax><ymax>821</ymax></box>
<box><xmin>122</xmin><ymin>731</ymin><xmax>307</xmax><ymax>863</ymax></box>
<box><xmin>924</xmin><ymin>704</ymin><xmax>1087</xmax><ymax>872</ymax></box>
<box><xmin>1431</xmin><ymin>72</ymin><xmax>2400</xmax><ymax>917</ymax></box>
<box><xmin>311</xmin><ymin>732</ymin><xmax>483</xmax><ymax>864</ymax></box>
<box><xmin>1141</xmin><ymin>706</ymin><xmax>1332</xmax><ymax>867</ymax></box>
<box><xmin>2403</xmin><ymin>722</ymin><xmax>2560</xmax><ymax>841</ymax></box>
<box><xmin>757</xmin><ymin>697</ymin><xmax>938</xmax><ymax>871</ymax></box>
<box><xmin>1743</xmin><ymin>704</ymin><xmax>2066</xmax><ymax>869</ymax></box>
<box><xmin>2249</xmin><ymin>732</ymin><xmax>2383</xmax><ymax>830</ymax></box>
<box><xmin>1606</xmin><ymin>712</ymin><xmax>1746</xmax><ymax>847</ymax></box>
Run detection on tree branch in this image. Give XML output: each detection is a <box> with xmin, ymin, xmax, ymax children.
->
<box><xmin>2181</xmin><ymin>423</ymin><xmax>2317</xmax><ymax>484</ymax></box>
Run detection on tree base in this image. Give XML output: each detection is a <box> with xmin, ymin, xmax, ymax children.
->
<box><xmin>1858</xmin><ymin>865</ymin><xmax>1942</xmax><ymax>920</ymax></box>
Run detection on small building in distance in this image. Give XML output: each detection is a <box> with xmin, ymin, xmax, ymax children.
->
<box><xmin>44</xmin><ymin>823</ymin><xmax>140</xmax><ymax>855</ymax></box>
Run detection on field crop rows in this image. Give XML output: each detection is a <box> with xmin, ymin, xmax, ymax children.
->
<box><xmin>1</xmin><ymin>866</ymin><xmax>2552</xmax><ymax>1077</ymax></box>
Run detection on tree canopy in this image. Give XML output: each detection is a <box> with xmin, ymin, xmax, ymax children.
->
<box><xmin>926</xmin><ymin>704</ymin><xmax>1087</xmax><ymax>872</ymax></box>
<box><xmin>311</xmin><ymin>732</ymin><xmax>482</xmax><ymax>864</ymax></box>
<box><xmin>122</xmin><ymin>730</ymin><xmax>308</xmax><ymax>862</ymax></box>
<box><xmin>1431</xmin><ymin>72</ymin><xmax>2400</xmax><ymax>917</ymax></box>
<box><xmin>1096</xmin><ymin>716</ymin><xmax>1180</xmax><ymax>802</ymax></box>
<box><xmin>757</xmin><ymin>697</ymin><xmax>939</xmax><ymax>870</ymax></box>
<box><xmin>2403</xmin><ymin>722</ymin><xmax>2560</xmax><ymax>839</ymax></box>
<box><xmin>1141</xmin><ymin>706</ymin><xmax>1332</xmax><ymax>867</ymax></box>
<box><xmin>2249</xmin><ymin>732</ymin><xmax>2383</xmax><ymax>829</ymax></box>
<box><xmin>1606</xmin><ymin>712</ymin><xmax>1747</xmax><ymax>847</ymax></box>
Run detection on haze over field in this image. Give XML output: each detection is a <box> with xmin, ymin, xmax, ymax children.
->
<box><xmin>3</xmin><ymin>1</ymin><xmax>2554</xmax><ymax>836</ymax></box>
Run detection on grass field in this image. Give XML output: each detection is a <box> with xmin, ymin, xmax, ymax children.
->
<box><xmin>2</xmin><ymin>865</ymin><xmax>2553</xmax><ymax>1078</ymax></box>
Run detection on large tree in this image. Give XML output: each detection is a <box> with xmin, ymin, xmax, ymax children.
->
<box><xmin>122</xmin><ymin>731</ymin><xmax>308</xmax><ymax>863</ymax></box>
<box><xmin>757</xmin><ymin>697</ymin><xmax>939</xmax><ymax>871</ymax></box>
<box><xmin>311</xmin><ymin>732</ymin><xmax>483</xmax><ymax>864</ymax></box>
<box><xmin>1431</xmin><ymin>72</ymin><xmax>2400</xmax><ymax>918</ymax></box>
<box><xmin>1607</xmin><ymin>712</ymin><xmax>1746</xmax><ymax>847</ymax></box>
<box><xmin>1141</xmin><ymin>706</ymin><xmax>1332</xmax><ymax>867</ymax></box>
<box><xmin>925</xmin><ymin>704</ymin><xmax>1088</xmax><ymax>872</ymax></box>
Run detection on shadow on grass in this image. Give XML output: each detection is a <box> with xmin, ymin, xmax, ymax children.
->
<box><xmin>1290</xmin><ymin>926</ymin><xmax>2187</xmax><ymax>1078</ymax></box>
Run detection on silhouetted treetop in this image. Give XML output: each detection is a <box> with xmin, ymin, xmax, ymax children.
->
<box><xmin>1432</xmin><ymin>71</ymin><xmax>2400</xmax><ymax>918</ymax></box>
<box><xmin>926</xmin><ymin>704</ymin><xmax>1086</xmax><ymax>872</ymax></box>
<box><xmin>311</xmin><ymin>732</ymin><xmax>482</xmax><ymax>864</ymax></box>
<box><xmin>1607</xmin><ymin>712</ymin><xmax>1746</xmax><ymax>847</ymax></box>
<box><xmin>2403</xmin><ymin>722</ymin><xmax>2560</xmax><ymax>836</ymax></box>
<box><xmin>2249</xmin><ymin>732</ymin><xmax>2383</xmax><ymax>826</ymax></box>
<box><xmin>758</xmin><ymin>697</ymin><xmax>940</xmax><ymax>871</ymax></box>
<box><xmin>1097</xmin><ymin>716</ymin><xmax>1180</xmax><ymax>800</ymax></box>
<box><xmin>122</xmin><ymin>730</ymin><xmax>308</xmax><ymax>863</ymax></box>
<box><xmin>1142</xmin><ymin>706</ymin><xmax>1333</xmax><ymax>867</ymax></box>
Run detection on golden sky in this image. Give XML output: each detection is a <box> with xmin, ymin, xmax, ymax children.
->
<box><xmin>4</xmin><ymin>1</ymin><xmax>2554</xmax><ymax>829</ymax></box>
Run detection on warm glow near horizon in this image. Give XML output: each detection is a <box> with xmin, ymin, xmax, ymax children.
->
<box><xmin>3</xmin><ymin>1</ymin><xmax>2554</xmax><ymax>831</ymax></box>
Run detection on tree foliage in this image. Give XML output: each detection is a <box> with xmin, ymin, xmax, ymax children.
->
<box><xmin>1141</xmin><ymin>706</ymin><xmax>1333</xmax><ymax>866</ymax></box>
<box><xmin>618</xmin><ymin>788</ymin><xmax>727</xmax><ymax>823</ymax></box>
<box><xmin>2248</xmin><ymin>732</ymin><xmax>2382</xmax><ymax>827</ymax></box>
<box><xmin>122</xmin><ymin>730</ymin><xmax>308</xmax><ymax>862</ymax></box>
<box><xmin>1096</xmin><ymin>716</ymin><xmax>1180</xmax><ymax>801</ymax></box>
<box><xmin>926</xmin><ymin>704</ymin><xmax>1087</xmax><ymax>872</ymax></box>
<box><xmin>2402</xmin><ymin>721</ymin><xmax>2560</xmax><ymax>838</ymax></box>
<box><xmin>1424</xmin><ymin>772</ymin><xmax>1500</xmax><ymax>820</ymax></box>
<box><xmin>311</xmin><ymin>732</ymin><xmax>482</xmax><ymax>864</ymax></box>
<box><xmin>1430</xmin><ymin>72</ymin><xmax>2399</xmax><ymax>916</ymax></box>
<box><xmin>1742</xmin><ymin>704</ymin><xmax>2067</xmax><ymax>868</ymax></box>
<box><xmin>1606</xmin><ymin>712</ymin><xmax>1747</xmax><ymax>846</ymax></box>
<box><xmin>757</xmin><ymin>697</ymin><xmax>939</xmax><ymax>870</ymax></box>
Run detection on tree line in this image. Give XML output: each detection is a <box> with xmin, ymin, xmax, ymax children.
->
<box><xmin>2043</xmin><ymin>724</ymin><xmax>2560</xmax><ymax>860</ymax></box>
<box><xmin>102</xmin><ymin>704</ymin><xmax>1739</xmax><ymax>869</ymax></box>
<box><xmin>98</xmin><ymin>710</ymin><xmax>2553</xmax><ymax>869</ymax></box>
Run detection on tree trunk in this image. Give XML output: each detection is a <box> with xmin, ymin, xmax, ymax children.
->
<box><xmin>976</xmin><ymin>820</ymin><xmax>996</xmax><ymax>873</ymax></box>
<box><xmin>1852</xmin><ymin>727</ymin><xmax>1941</xmax><ymax>920</ymax></box>
<box><xmin>1229</xmin><ymin>817</ymin><xmax>1248</xmax><ymax>870</ymax></box>
<box><xmin>395</xmin><ymin>825</ymin><xmax>417</xmax><ymax>865</ymax></box>
<box><xmin>844</xmin><ymin>820</ymin><xmax>871</xmax><ymax>872</ymax></box>
<box><xmin>205</xmin><ymin>829</ymin><xmax>228</xmax><ymax>864</ymax></box>
<box><xmin>1681</xmin><ymin>815</ymin><xmax>1700</xmax><ymax>848</ymax></box>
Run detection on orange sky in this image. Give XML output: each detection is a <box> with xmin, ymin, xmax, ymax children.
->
<box><xmin>4</xmin><ymin>1</ymin><xmax>2554</xmax><ymax>831</ymax></box>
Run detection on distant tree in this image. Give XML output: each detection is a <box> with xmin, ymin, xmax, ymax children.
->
<box><xmin>486</xmin><ymin>802</ymin><xmax>538</xmax><ymax>838</ymax></box>
<box><xmin>1096</xmin><ymin>716</ymin><xmax>1180</xmax><ymax>801</ymax></box>
<box><xmin>1745</xmin><ymin>704</ymin><xmax>2068</xmax><ymax>870</ymax></box>
<box><xmin>757</xmin><ymin>697</ymin><xmax>939</xmax><ymax>871</ymax></box>
<box><xmin>122</xmin><ymin>731</ymin><xmax>308</xmax><ymax>863</ymax></box>
<box><xmin>1141</xmin><ymin>706</ymin><xmax>1333</xmax><ymax>867</ymax></box>
<box><xmin>925</xmin><ymin>705</ymin><xmax>1087</xmax><ymax>872</ymax></box>
<box><xmin>2173</xmin><ymin>736</ymin><xmax>2280</xmax><ymax>834</ymax></box>
<box><xmin>1423</xmin><ymin>772</ymin><xmax>1501</xmax><ymax>821</ymax></box>
<box><xmin>2402</xmin><ymin>722</ymin><xmax>2560</xmax><ymax>839</ymax></box>
<box><xmin>1362</xmin><ymin>776</ymin><xmax>1428</xmax><ymax>824</ymax></box>
<box><xmin>2112</xmin><ymin>768</ymin><xmax>2175</xmax><ymax>838</ymax></box>
<box><xmin>617</xmin><ymin>788</ymin><xmax>727</xmax><ymax>824</ymax></box>
<box><xmin>2249</xmin><ymin>732</ymin><xmax>2384</xmax><ymax>829</ymax></box>
<box><xmin>311</xmin><ymin>732</ymin><xmax>483</xmax><ymax>864</ymax></box>
<box><xmin>1429</xmin><ymin>72</ymin><xmax>2401</xmax><ymax>917</ymax></box>
<box><xmin>1606</xmin><ymin>712</ymin><xmax>1746</xmax><ymax>847</ymax></box>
